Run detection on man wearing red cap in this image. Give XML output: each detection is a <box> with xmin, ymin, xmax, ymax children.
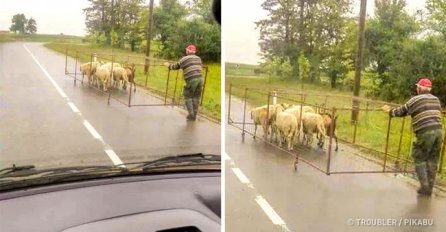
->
<box><xmin>382</xmin><ymin>78</ymin><xmax>442</xmax><ymax>196</ymax></box>
<box><xmin>164</xmin><ymin>44</ymin><xmax>203</xmax><ymax>121</ymax></box>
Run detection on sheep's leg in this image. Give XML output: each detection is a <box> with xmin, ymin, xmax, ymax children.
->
<box><xmin>334</xmin><ymin>133</ymin><xmax>338</xmax><ymax>151</ymax></box>
<box><xmin>253</xmin><ymin>124</ymin><xmax>257</xmax><ymax>138</ymax></box>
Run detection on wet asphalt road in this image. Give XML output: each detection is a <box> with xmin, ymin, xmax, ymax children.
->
<box><xmin>225</xmin><ymin>96</ymin><xmax>446</xmax><ymax>232</ymax></box>
<box><xmin>0</xmin><ymin>42</ymin><xmax>220</xmax><ymax>170</ymax></box>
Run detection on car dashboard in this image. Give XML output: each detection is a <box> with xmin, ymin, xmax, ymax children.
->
<box><xmin>0</xmin><ymin>172</ymin><xmax>220</xmax><ymax>232</ymax></box>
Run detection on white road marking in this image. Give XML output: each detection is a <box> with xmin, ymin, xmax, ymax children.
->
<box><xmin>23</xmin><ymin>44</ymin><xmax>124</xmax><ymax>167</ymax></box>
<box><xmin>104</xmin><ymin>149</ymin><xmax>124</xmax><ymax>166</ymax></box>
<box><xmin>223</xmin><ymin>152</ymin><xmax>231</xmax><ymax>160</ymax></box>
<box><xmin>67</xmin><ymin>102</ymin><xmax>80</xmax><ymax>113</ymax></box>
<box><xmin>228</xmin><ymin>155</ymin><xmax>290</xmax><ymax>231</ymax></box>
<box><xmin>232</xmin><ymin>168</ymin><xmax>251</xmax><ymax>184</ymax></box>
<box><xmin>23</xmin><ymin>44</ymin><xmax>68</xmax><ymax>99</ymax></box>
<box><xmin>255</xmin><ymin>196</ymin><xmax>289</xmax><ymax>231</ymax></box>
<box><xmin>83</xmin><ymin>120</ymin><xmax>102</xmax><ymax>139</ymax></box>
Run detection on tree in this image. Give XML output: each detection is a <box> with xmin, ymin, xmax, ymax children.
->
<box><xmin>9</xmin><ymin>14</ymin><xmax>27</xmax><ymax>34</ymax></box>
<box><xmin>426</xmin><ymin>0</ymin><xmax>446</xmax><ymax>38</ymax></box>
<box><xmin>26</xmin><ymin>17</ymin><xmax>37</xmax><ymax>34</ymax></box>
<box><xmin>256</xmin><ymin>0</ymin><xmax>352</xmax><ymax>82</ymax></box>
<box><xmin>152</xmin><ymin>0</ymin><xmax>188</xmax><ymax>47</ymax></box>
<box><xmin>161</xmin><ymin>18</ymin><xmax>220</xmax><ymax>61</ymax></box>
<box><xmin>365</xmin><ymin>0</ymin><xmax>419</xmax><ymax>81</ymax></box>
<box><xmin>187</xmin><ymin>0</ymin><xmax>215</xmax><ymax>24</ymax></box>
<box><xmin>83</xmin><ymin>0</ymin><xmax>144</xmax><ymax>47</ymax></box>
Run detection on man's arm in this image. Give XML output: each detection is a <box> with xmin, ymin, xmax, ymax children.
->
<box><xmin>389</xmin><ymin>103</ymin><xmax>410</xmax><ymax>117</ymax></box>
<box><xmin>169</xmin><ymin>61</ymin><xmax>181</xmax><ymax>70</ymax></box>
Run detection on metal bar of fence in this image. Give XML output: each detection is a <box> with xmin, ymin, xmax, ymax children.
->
<box><xmin>242</xmin><ymin>88</ymin><xmax>248</xmax><ymax>139</ymax></box>
<box><xmin>326</xmin><ymin>107</ymin><xmax>336</xmax><ymax>175</ymax></box>
<box><xmin>164</xmin><ymin>69</ymin><xmax>171</xmax><ymax>104</ymax></box>
<box><xmin>228</xmin><ymin>83</ymin><xmax>233</xmax><ymax>124</ymax></box>
<box><xmin>353</xmin><ymin>119</ymin><xmax>358</xmax><ymax>144</ymax></box>
<box><xmin>265</xmin><ymin>91</ymin><xmax>271</xmax><ymax>141</ymax></box>
<box><xmin>128</xmin><ymin>80</ymin><xmax>133</xmax><ymax>107</ymax></box>
<box><xmin>201</xmin><ymin>66</ymin><xmax>209</xmax><ymax>106</ymax></box>
<box><xmin>144</xmin><ymin>61</ymin><xmax>149</xmax><ymax>88</ymax></box>
<box><xmin>382</xmin><ymin>116</ymin><xmax>393</xmax><ymax>172</ymax></box>
<box><xmin>74</xmin><ymin>51</ymin><xmax>78</xmax><ymax>87</ymax></box>
<box><xmin>231</xmin><ymin>122</ymin><xmax>256</xmax><ymax>125</ymax></box>
<box><xmin>172</xmin><ymin>70</ymin><xmax>180</xmax><ymax>106</ymax></box>
<box><xmin>130</xmin><ymin>104</ymin><xmax>175</xmax><ymax>107</ymax></box>
<box><xmin>107</xmin><ymin>55</ymin><xmax>115</xmax><ymax>105</ymax></box>
<box><xmin>65</xmin><ymin>48</ymin><xmax>68</xmax><ymax>74</ymax></box>
<box><xmin>395</xmin><ymin>117</ymin><xmax>406</xmax><ymax>169</ymax></box>
<box><xmin>439</xmin><ymin>127</ymin><xmax>446</xmax><ymax>174</ymax></box>
<box><xmin>330</xmin><ymin>170</ymin><xmax>415</xmax><ymax>175</ymax></box>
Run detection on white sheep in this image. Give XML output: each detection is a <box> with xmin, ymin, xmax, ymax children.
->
<box><xmin>284</xmin><ymin>105</ymin><xmax>316</xmax><ymax>144</ymax></box>
<box><xmin>100</xmin><ymin>62</ymin><xmax>122</xmax><ymax>87</ymax></box>
<box><xmin>250</xmin><ymin>103</ymin><xmax>288</xmax><ymax>140</ymax></box>
<box><xmin>274</xmin><ymin>107</ymin><xmax>298</xmax><ymax>150</ymax></box>
<box><xmin>79</xmin><ymin>61</ymin><xmax>100</xmax><ymax>85</ymax></box>
<box><xmin>94</xmin><ymin>66</ymin><xmax>111</xmax><ymax>91</ymax></box>
<box><xmin>111</xmin><ymin>67</ymin><xmax>129</xmax><ymax>90</ymax></box>
<box><xmin>302</xmin><ymin>112</ymin><xmax>326</xmax><ymax>149</ymax></box>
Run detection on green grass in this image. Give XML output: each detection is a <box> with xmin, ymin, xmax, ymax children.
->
<box><xmin>225</xmin><ymin>62</ymin><xmax>263</xmax><ymax>77</ymax></box>
<box><xmin>227</xmin><ymin>67</ymin><xmax>446</xmax><ymax>182</ymax></box>
<box><xmin>0</xmin><ymin>33</ymin><xmax>84</xmax><ymax>43</ymax></box>
<box><xmin>45</xmin><ymin>42</ymin><xmax>221</xmax><ymax>119</ymax></box>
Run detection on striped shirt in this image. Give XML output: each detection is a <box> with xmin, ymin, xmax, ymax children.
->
<box><xmin>169</xmin><ymin>55</ymin><xmax>202</xmax><ymax>80</ymax></box>
<box><xmin>390</xmin><ymin>92</ymin><xmax>442</xmax><ymax>134</ymax></box>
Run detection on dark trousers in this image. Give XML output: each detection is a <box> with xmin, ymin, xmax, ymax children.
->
<box><xmin>183</xmin><ymin>77</ymin><xmax>203</xmax><ymax>118</ymax></box>
<box><xmin>412</xmin><ymin>128</ymin><xmax>442</xmax><ymax>191</ymax></box>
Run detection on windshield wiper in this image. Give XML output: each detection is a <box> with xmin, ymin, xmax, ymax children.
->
<box><xmin>0</xmin><ymin>153</ymin><xmax>220</xmax><ymax>192</ymax></box>
<box><xmin>128</xmin><ymin>153</ymin><xmax>221</xmax><ymax>171</ymax></box>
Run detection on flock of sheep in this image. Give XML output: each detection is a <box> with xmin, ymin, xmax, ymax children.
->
<box><xmin>250</xmin><ymin>103</ymin><xmax>339</xmax><ymax>152</ymax></box>
<box><xmin>79</xmin><ymin>61</ymin><xmax>136</xmax><ymax>91</ymax></box>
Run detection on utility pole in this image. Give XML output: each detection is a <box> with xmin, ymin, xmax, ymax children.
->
<box><xmin>111</xmin><ymin>0</ymin><xmax>115</xmax><ymax>51</ymax></box>
<box><xmin>351</xmin><ymin>0</ymin><xmax>367</xmax><ymax>122</ymax></box>
<box><xmin>144</xmin><ymin>0</ymin><xmax>155</xmax><ymax>74</ymax></box>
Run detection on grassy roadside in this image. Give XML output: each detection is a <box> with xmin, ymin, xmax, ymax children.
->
<box><xmin>0</xmin><ymin>33</ymin><xmax>84</xmax><ymax>43</ymax></box>
<box><xmin>44</xmin><ymin>42</ymin><xmax>221</xmax><ymax>119</ymax></box>
<box><xmin>227</xmin><ymin>68</ymin><xmax>446</xmax><ymax>182</ymax></box>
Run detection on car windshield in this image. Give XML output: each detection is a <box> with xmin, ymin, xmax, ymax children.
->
<box><xmin>0</xmin><ymin>0</ymin><xmax>221</xmax><ymax>190</ymax></box>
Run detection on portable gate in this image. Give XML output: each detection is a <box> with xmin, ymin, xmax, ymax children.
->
<box><xmin>227</xmin><ymin>83</ymin><xmax>446</xmax><ymax>176</ymax></box>
<box><xmin>64</xmin><ymin>48</ymin><xmax>209</xmax><ymax>109</ymax></box>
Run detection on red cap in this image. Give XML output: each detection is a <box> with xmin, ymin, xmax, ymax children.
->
<box><xmin>186</xmin><ymin>44</ymin><xmax>196</xmax><ymax>53</ymax></box>
<box><xmin>416</xmin><ymin>78</ymin><xmax>432</xmax><ymax>88</ymax></box>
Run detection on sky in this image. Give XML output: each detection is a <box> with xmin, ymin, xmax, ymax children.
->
<box><xmin>0</xmin><ymin>0</ymin><xmax>164</xmax><ymax>36</ymax></box>
<box><xmin>0</xmin><ymin>0</ymin><xmax>90</xmax><ymax>36</ymax></box>
<box><xmin>224</xmin><ymin>0</ymin><xmax>428</xmax><ymax>65</ymax></box>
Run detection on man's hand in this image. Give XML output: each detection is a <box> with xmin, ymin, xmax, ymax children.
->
<box><xmin>163</xmin><ymin>62</ymin><xmax>170</xmax><ymax>67</ymax></box>
<box><xmin>381</xmin><ymin>105</ymin><xmax>391</xmax><ymax>113</ymax></box>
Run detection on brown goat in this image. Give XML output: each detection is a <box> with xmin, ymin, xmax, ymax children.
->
<box><xmin>124</xmin><ymin>64</ymin><xmax>136</xmax><ymax>92</ymax></box>
<box><xmin>319</xmin><ymin>113</ymin><xmax>338</xmax><ymax>151</ymax></box>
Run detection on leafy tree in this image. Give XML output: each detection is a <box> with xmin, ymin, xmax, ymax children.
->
<box><xmin>187</xmin><ymin>0</ymin><xmax>215</xmax><ymax>24</ymax></box>
<box><xmin>83</xmin><ymin>0</ymin><xmax>144</xmax><ymax>47</ymax></box>
<box><xmin>9</xmin><ymin>14</ymin><xmax>27</xmax><ymax>34</ymax></box>
<box><xmin>25</xmin><ymin>17</ymin><xmax>37</xmax><ymax>34</ymax></box>
<box><xmin>152</xmin><ymin>0</ymin><xmax>188</xmax><ymax>46</ymax></box>
<box><xmin>426</xmin><ymin>0</ymin><xmax>446</xmax><ymax>38</ymax></box>
<box><xmin>162</xmin><ymin>18</ymin><xmax>220</xmax><ymax>61</ymax></box>
<box><xmin>256</xmin><ymin>0</ymin><xmax>352</xmax><ymax>81</ymax></box>
<box><xmin>365</xmin><ymin>0</ymin><xmax>419</xmax><ymax>82</ymax></box>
